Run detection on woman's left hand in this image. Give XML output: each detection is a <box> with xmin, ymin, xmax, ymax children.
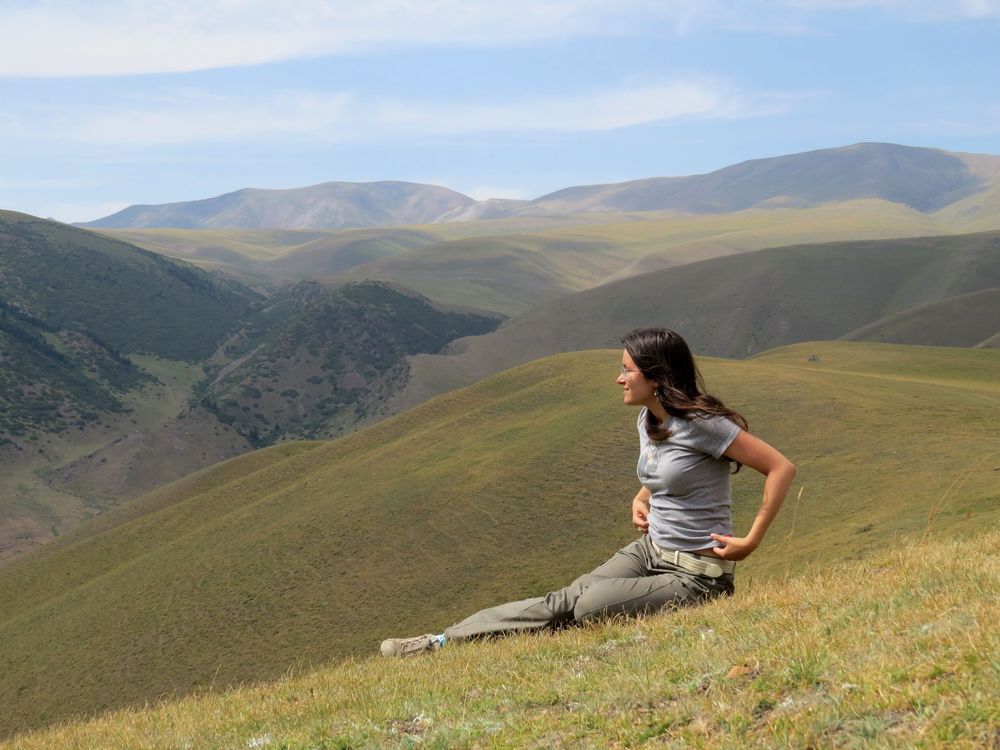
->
<box><xmin>709</xmin><ymin>533</ymin><xmax>758</xmax><ymax>561</ymax></box>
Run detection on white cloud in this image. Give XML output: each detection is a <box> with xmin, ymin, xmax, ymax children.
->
<box><xmin>783</xmin><ymin>0</ymin><xmax>1000</xmax><ymax>20</ymax></box>
<box><xmin>0</xmin><ymin>0</ymin><xmax>715</xmax><ymax>78</ymax></box>
<box><xmin>1</xmin><ymin>0</ymin><xmax>994</xmax><ymax>78</ymax></box>
<box><xmin>373</xmin><ymin>82</ymin><xmax>744</xmax><ymax>134</ymax></box>
<box><xmin>17</xmin><ymin>80</ymin><xmax>771</xmax><ymax>146</ymax></box>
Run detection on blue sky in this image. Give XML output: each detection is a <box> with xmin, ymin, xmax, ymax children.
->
<box><xmin>1</xmin><ymin>0</ymin><xmax>998</xmax><ymax>222</ymax></box>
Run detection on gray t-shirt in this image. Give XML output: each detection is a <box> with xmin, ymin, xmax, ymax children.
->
<box><xmin>636</xmin><ymin>407</ymin><xmax>741</xmax><ymax>552</ymax></box>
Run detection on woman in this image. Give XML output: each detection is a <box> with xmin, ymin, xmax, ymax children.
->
<box><xmin>380</xmin><ymin>328</ymin><xmax>796</xmax><ymax>656</ymax></box>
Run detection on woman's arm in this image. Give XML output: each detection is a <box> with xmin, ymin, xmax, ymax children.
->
<box><xmin>710</xmin><ymin>431</ymin><xmax>796</xmax><ymax>561</ymax></box>
<box><xmin>631</xmin><ymin>486</ymin><xmax>651</xmax><ymax>534</ymax></box>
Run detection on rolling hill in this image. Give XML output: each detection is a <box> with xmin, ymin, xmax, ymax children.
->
<box><xmin>98</xmin><ymin>200</ymin><xmax>953</xmax><ymax>317</ymax></box>
<box><xmin>383</xmin><ymin>230</ymin><xmax>1000</xmax><ymax>416</ymax></box>
<box><xmin>193</xmin><ymin>279</ymin><xmax>503</xmax><ymax>444</ymax></box>
<box><xmin>80</xmin><ymin>143</ymin><xmax>1000</xmax><ymax>233</ymax></box>
<box><xmin>0</xmin><ymin>211</ymin><xmax>263</xmax><ymax>559</ymax></box>
<box><xmin>0</xmin><ymin>209</ymin><xmax>257</xmax><ymax>458</ymax></box>
<box><xmin>324</xmin><ymin>200</ymin><xmax>953</xmax><ymax>316</ymax></box>
<box><xmin>41</xmin><ymin>280</ymin><xmax>503</xmax><ymax>506</ymax></box>
<box><xmin>1</xmin><ymin>342</ymin><xmax>996</xmax><ymax>738</ymax></box>
<box><xmin>841</xmin><ymin>287</ymin><xmax>1000</xmax><ymax>348</ymax></box>
<box><xmin>516</xmin><ymin>142</ymin><xmax>988</xmax><ymax>215</ymax></box>
<box><xmin>0</xmin><ymin>213</ymin><xmax>505</xmax><ymax>561</ymax></box>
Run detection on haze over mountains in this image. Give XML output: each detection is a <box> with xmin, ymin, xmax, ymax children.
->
<box><xmin>3</xmin><ymin>140</ymin><xmax>999</xmax><ymax>562</ymax></box>
<box><xmin>81</xmin><ymin>143</ymin><xmax>1000</xmax><ymax>230</ymax></box>
<box><xmin>2</xmin><ymin>140</ymin><xmax>1000</xmax><ymax>744</ymax></box>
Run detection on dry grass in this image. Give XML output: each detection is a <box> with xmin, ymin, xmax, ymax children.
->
<box><xmin>7</xmin><ymin>531</ymin><xmax>997</xmax><ymax>749</ymax></box>
<box><xmin>1</xmin><ymin>343</ymin><xmax>996</xmax><ymax>740</ymax></box>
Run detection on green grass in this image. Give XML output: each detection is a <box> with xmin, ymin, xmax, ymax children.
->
<box><xmin>0</xmin><ymin>356</ymin><xmax>210</xmax><ymax>560</ymax></box>
<box><xmin>0</xmin><ymin>211</ymin><xmax>257</xmax><ymax>361</ymax></box>
<box><xmin>100</xmin><ymin>200</ymin><xmax>956</xmax><ymax>317</ymax></box>
<box><xmin>841</xmin><ymin>288</ymin><xmax>1000</xmax><ymax>348</ymax></box>
<box><xmin>5</xmin><ymin>530</ymin><xmax>997</xmax><ymax>749</ymax></box>
<box><xmin>392</xmin><ymin>230</ymin><xmax>1000</xmax><ymax>411</ymax></box>
<box><xmin>0</xmin><ymin>342</ymin><xmax>996</xmax><ymax>739</ymax></box>
<box><xmin>326</xmin><ymin>200</ymin><xmax>953</xmax><ymax>315</ymax></box>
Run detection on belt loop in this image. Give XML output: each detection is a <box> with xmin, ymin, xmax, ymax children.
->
<box><xmin>672</xmin><ymin>550</ymin><xmax>680</xmax><ymax>566</ymax></box>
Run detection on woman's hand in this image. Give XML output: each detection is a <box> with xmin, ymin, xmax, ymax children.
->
<box><xmin>632</xmin><ymin>487</ymin><xmax>651</xmax><ymax>534</ymax></box>
<box><xmin>709</xmin><ymin>533</ymin><xmax>758</xmax><ymax>561</ymax></box>
<box><xmin>719</xmin><ymin>431</ymin><xmax>797</xmax><ymax>560</ymax></box>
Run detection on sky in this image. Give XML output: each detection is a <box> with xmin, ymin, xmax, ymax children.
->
<box><xmin>1</xmin><ymin>0</ymin><xmax>998</xmax><ymax>223</ymax></box>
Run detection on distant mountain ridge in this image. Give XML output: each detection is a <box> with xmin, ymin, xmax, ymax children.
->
<box><xmin>79</xmin><ymin>181</ymin><xmax>475</xmax><ymax>230</ymax></box>
<box><xmin>81</xmin><ymin>143</ymin><xmax>1000</xmax><ymax>229</ymax></box>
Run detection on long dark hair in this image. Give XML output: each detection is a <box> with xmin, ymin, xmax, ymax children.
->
<box><xmin>621</xmin><ymin>328</ymin><xmax>748</xmax><ymax>444</ymax></box>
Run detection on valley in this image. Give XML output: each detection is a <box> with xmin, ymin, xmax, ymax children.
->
<box><xmin>0</xmin><ymin>342</ymin><xmax>996</xmax><ymax>738</ymax></box>
<box><xmin>1</xmin><ymin>141</ymin><xmax>998</xmax><ymax>743</ymax></box>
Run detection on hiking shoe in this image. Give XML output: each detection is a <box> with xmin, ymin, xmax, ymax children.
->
<box><xmin>380</xmin><ymin>633</ymin><xmax>442</xmax><ymax>657</ymax></box>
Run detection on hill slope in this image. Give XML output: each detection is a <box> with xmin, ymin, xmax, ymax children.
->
<box><xmin>41</xmin><ymin>280</ymin><xmax>503</xmax><ymax>506</ymax></box>
<box><xmin>103</xmin><ymin>200</ymin><xmax>952</xmax><ymax>317</ymax></box>
<box><xmin>840</xmin><ymin>287</ymin><xmax>1000</xmax><ymax>347</ymax></box>
<box><xmin>0</xmin><ymin>210</ymin><xmax>255</xmax><ymax>446</ymax></box>
<box><xmin>388</xmin><ymin>230</ymin><xmax>1000</xmax><ymax>413</ymax></box>
<box><xmin>6</xmin><ymin>530</ymin><xmax>996</xmax><ymax>749</ymax></box>
<box><xmin>0</xmin><ymin>342</ymin><xmax>996</xmax><ymax>737</ymax></box>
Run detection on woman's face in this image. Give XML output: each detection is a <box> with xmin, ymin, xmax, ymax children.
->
<box><xmin>617</xmin><ymin>350</ymin><xmax>657</xmax><ymax>408</ymax></box>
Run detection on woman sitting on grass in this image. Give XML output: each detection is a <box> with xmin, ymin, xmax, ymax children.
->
<box><xmin>380</xmin><ymin>327</ymin><xmax>796</xmax><ymax>656</ymax></box>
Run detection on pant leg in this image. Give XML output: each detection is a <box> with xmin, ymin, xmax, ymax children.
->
<box><xmin>572</xmin><ymin>567</ymin><xmax>730</xmax><ymax>622</ymax></box>
<box><xmin>573</xmin><ymin>534</ymin><xmax>733</xmax><ymax>621</ymax></box>
<box><xmin>444</xmin><ymin>539</ymin><xmax>649</xmax><ymax>641</ymax></box>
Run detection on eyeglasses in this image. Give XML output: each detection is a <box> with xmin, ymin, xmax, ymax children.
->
<box><xmin>620</xmin><ymin>365</ymin><xmax>639</xmax><ymax>377</ymax></box>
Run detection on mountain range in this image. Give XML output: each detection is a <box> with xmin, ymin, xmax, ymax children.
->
<box><xmin>2</xmin><ymin>140</ymin><xmax>1000</xmax><ymax>742</ymax></box>
<box><xmin>3</xmin><ymin>140</ymin><xmax>999</xmax><ymax>561</ymax></box>
<box><xmin>80</xmin><ymin>143</ymin><xmax>1000</xmax><ymax>231</ymax></box>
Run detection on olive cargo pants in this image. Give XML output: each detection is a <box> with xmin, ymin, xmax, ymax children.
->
<box><xmin>444</xmin><ymin>534</ymin><xmax>734</xmax><ymax>641</ymax></box>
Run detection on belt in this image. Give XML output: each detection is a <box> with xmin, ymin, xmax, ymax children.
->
<box><xmin>649</xmin><ymin>537</ymin><xmax>735</xmax><ymax>578</ymax></box>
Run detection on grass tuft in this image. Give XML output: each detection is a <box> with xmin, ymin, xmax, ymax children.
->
<box><xmin>5</xmin><ymin>531</ymin><xmax>997</xmax><ymax>749</ymax></box>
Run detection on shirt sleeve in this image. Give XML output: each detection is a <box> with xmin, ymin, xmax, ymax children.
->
<box><xmin>687</xmin><ymin>415</ymin><xmax>741</xmax><ymax>459</ymax></box>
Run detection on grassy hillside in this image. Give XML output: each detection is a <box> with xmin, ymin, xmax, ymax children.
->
<box><xmin>391</xmin><ymin>230</ymin><xmax>1000</xmax><ymax>412</ymax></box>
<box><xmin>33</xmin><ymin>281</ymin><xmax>501</xmax><ymax>514</ymax></box>
<box><xmin>195</xmin><ymin>280</ymin><xmax>503</xmax><ymax>444</ymax></box>
<box><xmin>327</xmin><ymin>200</ymin><xmax>950</xmax><ymax>316</ymax></box>
<box><xmin>0</xmin><ymin>212</ymin><xmax>262</xmax><ymax>556</ymax></box>
<box><xmin>6</xmin><ymin>530</ymin><xmax>996</xmax><ymax>749</ymax></box>
<box><xmin>842</xmin><ymin>287</ymin><xmax>1000</xmax><ymax>347</ymax></box>
<box><xmin>102</xmin><ymin>200</ymin><xmax>949</xmax><ymax>316</ymax></box>
<box><xmin>0</xmin><ymin>211</ymin><xmax>256</xmax><ymax>360</ymax></box>
<box><xmin>0</xmin><ymin>210</ymin><xmax>256</xmax><ymax>462</ymax></box>
<box><xmin>0</xmin><ymin>342</ymin><xmax>996</xmax><ymax>738</ymax></box>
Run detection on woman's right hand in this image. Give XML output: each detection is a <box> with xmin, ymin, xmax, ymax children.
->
<box><xmin>632</xmin><ymin>490</ymin><xmax>650</xmax><ymax>534</ymax></box>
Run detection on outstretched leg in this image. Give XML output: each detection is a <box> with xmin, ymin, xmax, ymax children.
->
<box><xmin>444</xmin><ymin>539</ymin><xmax>649</xmax><ymax>641</ymax></box>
